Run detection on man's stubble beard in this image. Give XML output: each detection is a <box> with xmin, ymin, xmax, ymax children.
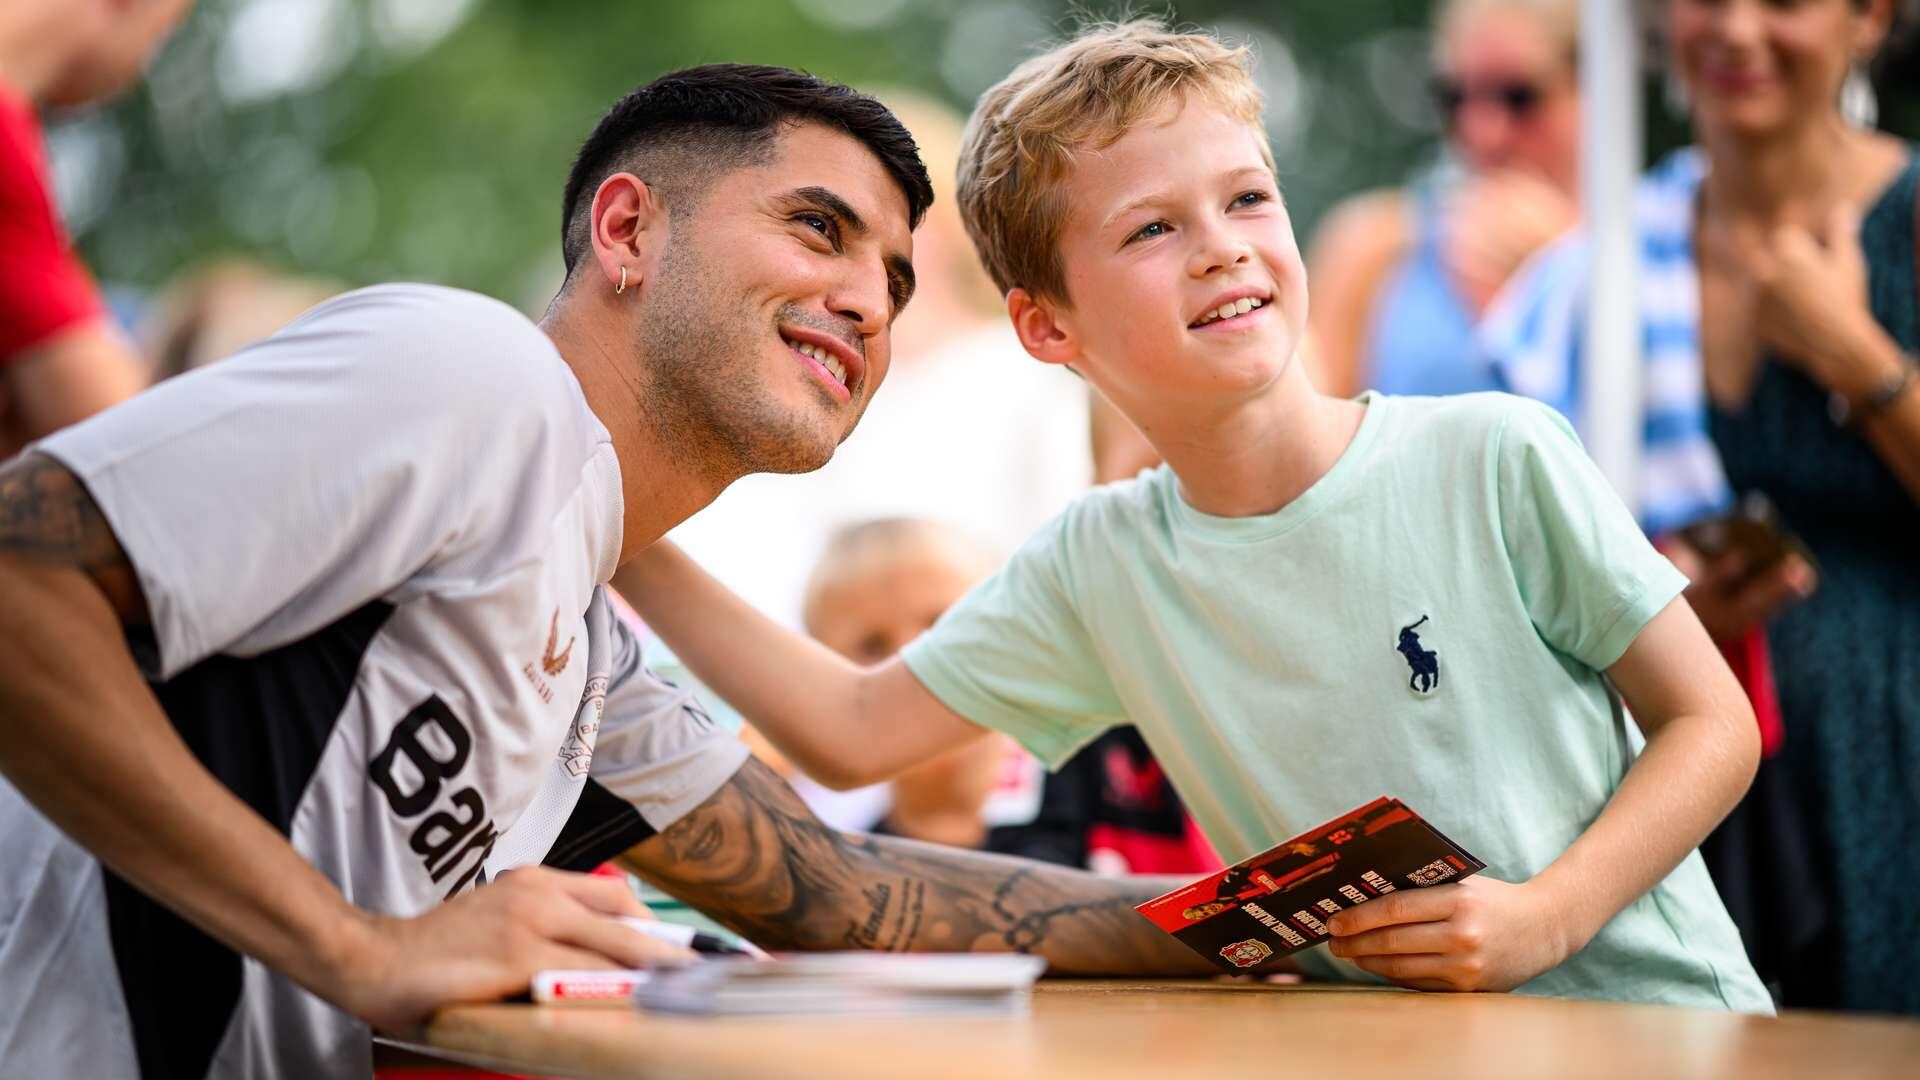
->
<box><xmin>629</xmin><ymin>242</ymin><xmax>848</xmax><ymax>484</ymax></box>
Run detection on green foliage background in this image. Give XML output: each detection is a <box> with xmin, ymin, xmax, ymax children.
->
<box><xmin>52</xmin><ymin>0</ymin><xmax>1920</xmax><ymax>309</ymax></box>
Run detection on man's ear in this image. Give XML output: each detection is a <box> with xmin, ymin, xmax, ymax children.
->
<box><xmin>1006</xmin><ymin>288</ymin><xmax>1079</xmax><ymax>368</ymax></box>
<box><xmin>589</xmin><ymin>172</ymin><xmax>668</xmax><ymax>295</ymax></box>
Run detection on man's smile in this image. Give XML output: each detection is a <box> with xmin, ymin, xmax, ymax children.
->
<box><xmin>779</xmin><ymin>325</ymin><xmax>862</xmax><ymax>402</ymax></box>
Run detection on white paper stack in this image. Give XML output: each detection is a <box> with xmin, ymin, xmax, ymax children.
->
<box><xmin>630</xmin><ymin>953</ymin><xmax>1047</xmax><ymax>1017</ymax></box>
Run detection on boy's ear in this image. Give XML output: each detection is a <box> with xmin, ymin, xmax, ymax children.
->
<box><xmin>589</xmin><ymin>172</ymin><xmax>668</xmax><ymax>295</ymax></box>
<box><xmin>1006</xmin><ymin>288</ymin><xmax>1079</xmax><ymax>368</ymax></box>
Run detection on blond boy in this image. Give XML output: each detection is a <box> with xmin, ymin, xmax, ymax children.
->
<box><xmin>622</xmin><ymin>21</ymin><xmax>1770</xmax><ymax>1011</ymax></box>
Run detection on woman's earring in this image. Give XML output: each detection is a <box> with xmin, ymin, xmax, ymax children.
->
<box><xmin>1841</xmin><ymin>64</ymin><xmax>1878</xmax><ymax>130</ymax></box>
<box><xmin>616</xmin><ymin>266</ymin><xmax>628</xmax><ymax>295</ymax></box>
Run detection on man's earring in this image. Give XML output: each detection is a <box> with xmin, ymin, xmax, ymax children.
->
<box><xmin>616</xmin><ymin>267</ymin><xmax>628</xmax><ymax>295</ymax></box>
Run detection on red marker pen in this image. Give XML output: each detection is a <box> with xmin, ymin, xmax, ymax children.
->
<box><xmin>530</xmin><ymin>969</ymin><xmax>653</xmax><ymax>1005</ymax></box>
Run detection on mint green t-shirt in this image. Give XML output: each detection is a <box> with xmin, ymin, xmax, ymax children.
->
<box><xmin>902</xmin><ymin>392</ymin><xmax>1770</xmax><ymax>1013</ymax></box>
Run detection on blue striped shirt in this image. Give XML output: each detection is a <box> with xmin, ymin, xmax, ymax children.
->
<box><xmin>1478</xmin><ymin>148</ymin><xmax>1735</xmax><ymax>536</ymax></box>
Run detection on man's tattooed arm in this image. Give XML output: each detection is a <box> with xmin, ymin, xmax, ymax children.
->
<box><xmin>618</xmin><ymin>758</ymin><xmax>1224</xmax><ymax>975</ymax></box>
<box><xmin>0</xmin><ymin>452</ymin><xmax>145</xmax><ymax>619</ymax></box>
<box><xmin>0</xmin><ymin>452</ymin><xmax>386</xmax><ymax>1015</ymax></box>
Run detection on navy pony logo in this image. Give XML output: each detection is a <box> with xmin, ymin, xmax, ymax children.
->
<box><xmin>1397</xmin><ymin>616</ymin><xmax>1439</xmax><ymax>694</ymax></box>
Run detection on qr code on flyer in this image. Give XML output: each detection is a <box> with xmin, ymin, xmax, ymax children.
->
<box><xmin>1407</xmin><ymin>859</ymin><xmax>1458</xmax><ymax>887</ymax></box>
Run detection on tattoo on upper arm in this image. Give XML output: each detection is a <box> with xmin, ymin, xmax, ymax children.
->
<box><xmin>0</xmin><ymin>454</ymin><xmax>127</xmax><ymax>569</ymax></box>
<box><xmin>0</xmin><ymin>453</ymin><xmax>143</xmax><ymax>617</ymax></box>
<box><xmin>619</xmin><ymin>758</ymin><xmax>1197</xmax><ymax>973</ymax></box>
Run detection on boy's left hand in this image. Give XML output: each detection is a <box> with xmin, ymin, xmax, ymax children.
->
<box><xmin>1323</xmin><ymin>876</ymin><xmax>1577</xmax><ymax>992</ymax></box>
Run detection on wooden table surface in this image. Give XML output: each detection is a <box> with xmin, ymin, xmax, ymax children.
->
<box><xmin>402</xmin><ymin>978</ymin><xmax>1920</xmax><ymax>1079</ymax></box>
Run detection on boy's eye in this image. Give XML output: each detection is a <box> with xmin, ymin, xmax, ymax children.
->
<box><xmin>1127</xmin><ymin>220</ymin><xmax>1169</xmax><ymax>245</ymax></box>
<box><xmin>1232</xmin><ymin>190</ymin><xmax>1269</xmax><ymax>209</ymax></box>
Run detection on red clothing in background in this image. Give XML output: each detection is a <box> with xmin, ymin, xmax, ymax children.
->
<box><xmin>0</xmin><ymin>84</ymin><xmax>103</xmax><ymax>360</ymax></box>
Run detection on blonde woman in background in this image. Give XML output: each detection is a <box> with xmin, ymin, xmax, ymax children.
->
<box><xmin>1307</xmin><ymin>0</ymin><xmax>1580</xmax><ymax>398</ymax></box>
<box><xmin>1486</xmin><ymin>0</ymin><xmax>1920</xmax><ymax>1015</ymax></box>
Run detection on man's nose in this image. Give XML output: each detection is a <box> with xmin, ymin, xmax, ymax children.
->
<box><xmin>828</xmin><ymin>263</ymin><xmax>889</xmax><ymax>338</ymax></box>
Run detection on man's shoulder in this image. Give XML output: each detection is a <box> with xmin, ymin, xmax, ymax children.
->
<box><xmin>296</xmin><ymin>283</ymin><xmax>552</xmax><ymax>365</ymax></box>
<box><xmin>287</xmin><ymin>284</ymin><xmax>577</xmax><ymax>422</ymax></box>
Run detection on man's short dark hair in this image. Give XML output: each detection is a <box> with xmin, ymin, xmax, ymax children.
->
<box><xmin>560</xmin><ymin>64</ymin><xmax>935</xmax><ymax>275</ymax></box>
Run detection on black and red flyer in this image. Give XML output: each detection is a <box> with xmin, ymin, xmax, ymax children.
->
<box><xmin>1136</xmin><ymin>797</ymin><xmax>1485</xmax><ymax>972</ymax></box>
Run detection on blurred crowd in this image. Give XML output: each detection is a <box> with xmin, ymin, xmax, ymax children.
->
<box><xmin>7</xmin><ymin>0</ymin><xmax>1917</xmax><ymax>1018</ymax></box>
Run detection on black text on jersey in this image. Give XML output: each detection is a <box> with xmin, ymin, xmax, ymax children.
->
<box><xmin>369</xmin><ymin>696</ymin><xmax>500</xmax><ymax>898</ymax></box>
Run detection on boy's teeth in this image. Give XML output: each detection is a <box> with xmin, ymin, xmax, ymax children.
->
<box><xmin>1197</xmin><ymin>296</ymin><xmax>1264</xmax><ymax>326</ymax></box>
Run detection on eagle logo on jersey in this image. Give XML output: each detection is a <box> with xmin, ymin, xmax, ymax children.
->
<box><xmin>542</xmin><ymin>610</ymin><xmax>575</xmax><ymax>676</ymax></box>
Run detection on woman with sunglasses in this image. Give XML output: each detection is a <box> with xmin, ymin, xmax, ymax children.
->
<box><xmin>1306</xmin><ymin>0</ymin><xmax>1580</xmax><ymax>398</ymax></box>
<box><xmin>1485</xmin><ymin>0</ymin><xmax>1920</xmax><ymax>1016</ymax></box>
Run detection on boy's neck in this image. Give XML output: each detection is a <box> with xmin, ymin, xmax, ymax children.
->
<box><xmin>1152</xmin><ymin>366</ymin><xmax>1366</xmax><ymax>519</ymax></box>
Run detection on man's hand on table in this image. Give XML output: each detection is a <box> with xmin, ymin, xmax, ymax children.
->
<box><xmin>1322</xmin><ymin>876</ymin><xmax>1577</xmax><ymax>992</ymax></box>
<box><xmin>326</xmin><ymin>867</ymin><xmax>694</xmax><ymax>1031</ymax></box>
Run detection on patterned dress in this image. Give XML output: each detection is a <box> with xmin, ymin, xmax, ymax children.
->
<box><xmin>1708</xmin><ymin>152</ymin><xmax>1920</xmax><ymax>1016</ymax></box>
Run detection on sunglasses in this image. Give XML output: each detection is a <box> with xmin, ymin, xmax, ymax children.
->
<box><xmin>1430</xmin><ymin>76</ymin><xmax>1546</xmax><ymax>122</ymax></box>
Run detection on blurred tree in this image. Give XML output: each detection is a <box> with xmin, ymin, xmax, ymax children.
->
<box><xmin>50</xmin><ymin>0</ymin><xmax>1920</xmax><ymax>309</ymax></box>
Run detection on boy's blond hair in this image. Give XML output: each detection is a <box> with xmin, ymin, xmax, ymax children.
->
<box><xmin>956</xmin><ymin>18</ymin><xmax>1273</xmax><ymax>304</ymax></box>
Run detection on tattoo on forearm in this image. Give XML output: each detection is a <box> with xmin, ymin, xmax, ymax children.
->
<box><xmin>621</xmin><ymin>759</ymin><xmax>1210</xmax><ymax>975</ymax></box>
<box><xmin>0</xmin><ymin>453</ymin><xmax>129</xmax><ymax>572</ymax></box>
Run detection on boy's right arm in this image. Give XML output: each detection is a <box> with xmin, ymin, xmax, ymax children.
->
<box><xmin>0</xmin><ymin>454</ymin><xmax>686</xmax><ymax>1031</ymax></box>
<box><xmin>613</xmin><ymin>539</ymin><xmax>989</xmax><ymax>789</ymax></box>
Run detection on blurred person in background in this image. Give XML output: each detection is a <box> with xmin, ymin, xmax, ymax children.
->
<box><xmin>1485</xmin><ymin>0</ymin><xmax>1920</xmax><ymax>1015</ymax></box>
<box><xmin>662</xmin><ymin>90</ymin><xmax>1090</xmax><ymax>631</ymax></box>
<box><xmin>670</xmin><ymin>495</ymin><xmax>1215</xmax><ymax>875</ymax></box>
<box><xmin>749</xmin><ymin>517</ymin><xmax>1037</xmax><ymax>847</ymax></box>
<box><xmin>138</xmin><ymin>258</ymin><xmax>342</xmax><ymax>384</ymax></box>
<box><xmin>0</xmin><ymin>0</ymin><xmax>191</xmax><ymax>455</ymax></box>
<box><xmin>1307</xmin><ymin>0</ymin><xmax>1580</xmax><ymax>398</ymax></box>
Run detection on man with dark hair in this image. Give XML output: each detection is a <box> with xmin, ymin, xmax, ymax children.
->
<box><xmin>559</xmin><ymin>63</ymin><xmax>934</xmax><ymax>274</ymax></box>
<box><xmin>0</xmin><ymin>65</ymin><xmax>1205</xmax><ymax>1080</ymax></box>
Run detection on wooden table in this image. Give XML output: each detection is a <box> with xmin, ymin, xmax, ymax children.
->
<box><xmin>397</xmin><ymin>979</ymin><xmax>1920</xmax><ymax>1079</ymax></box>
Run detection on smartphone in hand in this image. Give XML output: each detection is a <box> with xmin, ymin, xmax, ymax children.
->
<box><xmin>1676</xmin><ymin>492</ymin><xmax>1817</xmax><ymax>587</ymax></box>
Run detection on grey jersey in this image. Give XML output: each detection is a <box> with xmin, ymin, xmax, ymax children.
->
<box><xmin>0</xmin><ymin>285</ymin><xmax>747</xmax><ymax>1079</ymax></box>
